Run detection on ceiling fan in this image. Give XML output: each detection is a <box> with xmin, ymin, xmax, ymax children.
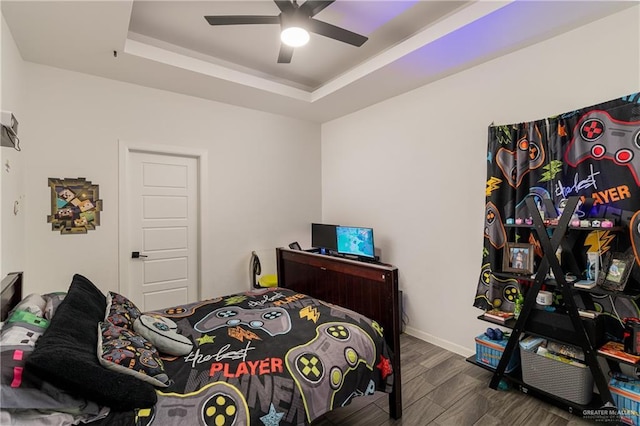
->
<box><xmin>204</xmin><ymin>0</ymin><xmax>368</xmax><ymax>64</ymax></box>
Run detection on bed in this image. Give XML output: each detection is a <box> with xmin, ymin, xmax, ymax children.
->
<box><xmin>0</xmin><ymin>268</ymin><xmax>401</xmax><ymax>425</ymax></box>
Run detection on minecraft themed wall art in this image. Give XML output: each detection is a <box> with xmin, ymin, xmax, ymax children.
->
<box><xmin>47</xmin><ymin>177</ymin><xmax>103</xmax><ymax>234</ymax></box>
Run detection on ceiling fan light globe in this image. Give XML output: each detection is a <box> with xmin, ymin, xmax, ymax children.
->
<box><xmin>281</xmin><ymin>27</ymin><xmax>309</xmax><ymax>47</ymax></box>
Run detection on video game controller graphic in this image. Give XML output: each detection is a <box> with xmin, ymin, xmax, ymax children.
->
<box><xmin>488</xmin><ymin>275</ymin><xmax>519</xmax><ymax>311</ymax></box>
<box><xmin>147</xmin><ymin>298</ymin><xmax>224</xmax><ymax>319</ymax></box>
<box><xmin>496</xmin><ymin>132</ymin><xmax>545</xmax><ymax>188</ymax></box>
<box><xmin>137</xmin><ymin>382</ymin><xmax>249</xmax><ymax>426</ymax></box>
<box><xmin>588</xmin><ymin>292</ymin><xmax>639</xmax><ymax>320</ymax></box>
<box><xmin>475</xmin><ymin>264</ymin><xmax>496</xmax><ymax>308</ymax></box>
<box><xmin>194</xmin><ymin>306</ymin><xmax>291</xmax><ymax>336</ymax></box>
<box><xmin>286</xmin><ymin>322</ymin><xmax>376</xmax><ymax>422</ymax></box>
<box><xmin>485</xmin><ymin>202</ymin><xmax>506</xmax><ymax>249</ymax></box>
<box><xmin>565</xmin><ymin>110</ymin><xmax>640</xmax><ymax>185</ymax></box>
<box><xmin>317</xmin><ymin>300</ymin><xmax>382</xmax><ymax>336</ymax></box>
<box><xmin>478</xmin><ymin>263</ymin><xmax>492</xmax><ymax>289</ymax></box>
<box><xmin>103</xmin><ymin>347</ymin><xmax>135</xmax><ymax>364</ymax></box>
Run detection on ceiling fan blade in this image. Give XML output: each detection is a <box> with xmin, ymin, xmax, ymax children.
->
<box><xmin>204</xmin><ymin>15</ymin><xmax>280</xmax><ymax>26</ymax></box>
<box><xmin>307</xmin><ymin>19</ymin><xmax>368</xmax><ymax>47</ymax></box>
<box><xmin>299</xmin><ymin>1</ymin><xmax>334</xmax><ymax>17</ymax></box>
<box><xmin>277</xmin><ymin>44</ymin><xmax>294</xmax><ymax>63</ymax></box>
<box><xmin>273</xmin><ymin>0</ymin><xmax>294</xmax><ymax>13</ymax></box>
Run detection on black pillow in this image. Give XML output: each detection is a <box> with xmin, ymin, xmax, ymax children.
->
<box><xmin>26</xmin><ymin>274</ymin><xmax>157</xmax><ymax>410</ymax></box>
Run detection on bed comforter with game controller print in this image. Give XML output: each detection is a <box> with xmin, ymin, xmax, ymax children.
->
<box><xmin>3</xmin><ymin>283</ymin><xmax>395</xmax><ymax>426</ymax></box>
<box><xmin>131</xmin><ymin>286</ymin><xmax>395</xmax><ymax>425</ymax></box>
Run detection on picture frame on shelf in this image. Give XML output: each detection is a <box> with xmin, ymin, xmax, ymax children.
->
<box><xmin>598</xmin><ymin>251</ymin><xmax>635</xmax><ymax>292</ymax></box>
<box><xmin>502</xmin><ymin>242</ymin><xmax>535</xmax><ymax>274</ymax></box>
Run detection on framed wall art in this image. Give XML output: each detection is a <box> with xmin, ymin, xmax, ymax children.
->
<box><xmin>502</xmin><ymin>242</ymin><xmax>535</xmax><ymax>274</ymax></box>
<box><xmin>47</xmin><ymin>177</ymin><xmax>103</xmax><ymax>234</ymax></box>
<box><xmin>598</xmin><ymin>251</ymin><xmax>635</xmax><ymax>292</ymax></box>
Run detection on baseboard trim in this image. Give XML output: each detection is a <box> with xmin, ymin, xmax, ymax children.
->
<box><xmin>404</xmin><ymin>326</ymin><xmax>475</xmax><ymax>358</ymax></box>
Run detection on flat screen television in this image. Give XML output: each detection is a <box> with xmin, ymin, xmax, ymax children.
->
<box><xmin>311</xmin><ymin>223</ymin><xmax>338</xmax><ymax>250</ymax></box>
<box><xmin>336</xmin><ymin>226</ymin><xmax>375</xmax><ymax>259</ymax></box>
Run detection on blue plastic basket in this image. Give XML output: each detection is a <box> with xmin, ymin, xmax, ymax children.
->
<box><xmin>475</xmin><ymin>333</ymin><xmax>519</xmax><ymax>373</ymax></box>
<box><xmin>610</xmin><ymin>377</ymin><xmax>640</xmax><ymax>425</ymax></box>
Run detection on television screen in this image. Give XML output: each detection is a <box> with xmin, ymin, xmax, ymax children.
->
<box><xmin>311</xmin><ymin>223</ymin><xmax>338</xmax><ymax>250</ymax></box>
<box><xmin>336</xmin><ymin>226</ymin><xmax>375</xmax><ymax>258</ymax></box>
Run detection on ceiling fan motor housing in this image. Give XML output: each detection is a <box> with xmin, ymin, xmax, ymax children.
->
<box><xmin>204</xmin><ymin>0</ymin><xmax>368</xmax><ymax>63</ymax></box>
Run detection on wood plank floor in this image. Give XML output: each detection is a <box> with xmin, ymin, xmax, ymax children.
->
<box><xmin>311</xmin><ymin>333</ymin><xmax>601</xmax><ymax>425</ymax></box>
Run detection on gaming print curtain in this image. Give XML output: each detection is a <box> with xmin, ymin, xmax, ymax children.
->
<box><xmin>474</xmin><ymin>92</ymin><xmax>640</xmax><ymax>318</ymax></box>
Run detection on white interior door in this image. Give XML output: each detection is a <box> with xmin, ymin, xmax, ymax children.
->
<box><xmin>126</xmin><ymin>151</ymin><xmax>199</xmax><ymax>311</ymax></box>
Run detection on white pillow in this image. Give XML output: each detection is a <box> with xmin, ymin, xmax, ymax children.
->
<box><xmin>11</xmin><ymin>293</ymin><xmax>47</xmax><ymax>317</ymax></box>
<box><xmin>133</xmin><ymin>315</ymin><xmax>193</xmax><ymax>356</ymax></box>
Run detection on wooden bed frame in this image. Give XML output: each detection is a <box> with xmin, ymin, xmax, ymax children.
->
<box><xmin>276</xmin><ymin>247</ymin><xmax>403</xmax><ymax>420</ymax></box>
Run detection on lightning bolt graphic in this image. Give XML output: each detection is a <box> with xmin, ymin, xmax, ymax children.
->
<box><xmin>486</xmin><ymin>177</ymin><xmax>502</xmax><ymax>196</ymax></box>
<box><xmin>228</xmin><ymin>326</ymin><xmax>261</xmax><ymax>342</ymax></box>
<box><xmin>584</xmin><ymin>231</ymin><xmax>615</xmax><ymax>255</ymax></box>
<box><xmin>299</xmin><ymin>306</ymin><xmax>320</xmax><ymax>323</ymax></box>
<box><xmin>225</xmin><ymin>295</ymin><xmax>247</xmax><ymax>305</ymax></box>
<box><xmin>557</xmin><ymin>123</ymin><xmax>568</xmax><ymax>137</ymax></box>
<box><xmin>496</xmin><ymin>125</ymin><xmax>513</xmax><ymax>145</ymax></box>
<box><xmin>539</xmin><ymin>160</ymin><xmax>563</xmax><ymax>183</ymax></box>
<box><xmin>529</xmin><ymin>234</ymin><xmax>542</xmax><ymax>258</ymax></box>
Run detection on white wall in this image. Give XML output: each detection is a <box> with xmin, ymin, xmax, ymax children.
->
<box><xmin>15</xmin><ymin>63</ymin><xmax>320</xmax><ymax>297</ymax></box>
<box><xmin>0</xmin><ymin>15</ymin><xmax>26</xmax><ymax>278</ymax></box>
<box><xmin>321</xmin><ymin>6</ymin><xmax>640</xmax><ymax>356</ymax></box>
<box><xmin>3</xmin><ymin>4</ymin><xmax>639</xmax><ymax>357</ymax></box>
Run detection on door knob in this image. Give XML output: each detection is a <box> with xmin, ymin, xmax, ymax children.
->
<box><xmin>131</xmin><ymin>251</ymin><xmax>148</xmax><ymax>259</ymax></box>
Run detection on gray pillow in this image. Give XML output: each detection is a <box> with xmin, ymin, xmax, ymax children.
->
<box><xmin>133</xmin><ymin>315</ymin><xmax>193</xmax><ymax>356</ymax></box>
